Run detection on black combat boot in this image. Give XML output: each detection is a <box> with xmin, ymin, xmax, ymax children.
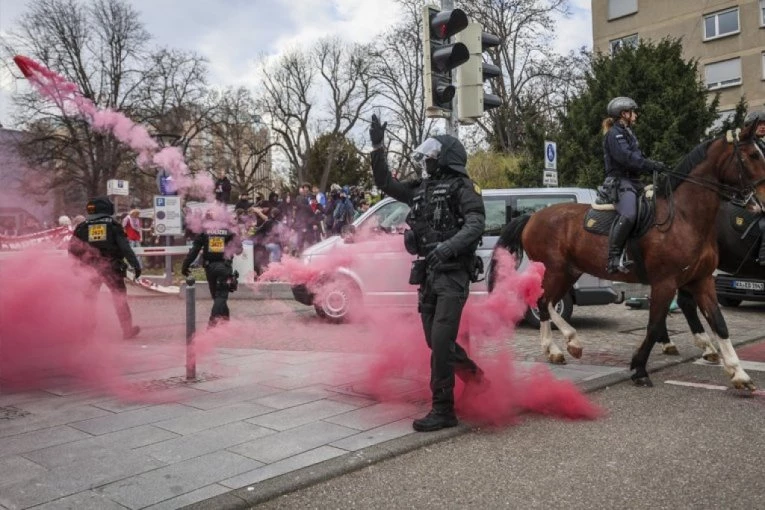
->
<box><xmin>606</xmin><ymin>216</ymin><xmax>634</xmax><ymax>274</ymax></box>
<box><xmin>412</xmin><ymin>409</ymin><xmax>458</xmax><ymax>432</ymax></box>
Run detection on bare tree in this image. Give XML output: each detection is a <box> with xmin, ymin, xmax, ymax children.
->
<box><xmin>256</xmin><ymin>37</ymin><xmax>376</xmax><ymax>189</ymax></box>
<box><xmin>369</xmin><ymin>0</ymin><xmax>436</xmax><ymax>179</ymax></box>
<box><xmin>461</xmin><ymin>0</ymin><xmax>583</xmax><ymax>152</ymax></box>
<box><xmin>207</xmin><ymin>87</ymin><xmax>274</xmax><ymax>199</ymax></box>
<box><xmin>132</xmin><ymin>48</ymin><xmax>212</xmax><ymax>174</ymax></box>
<box><xmin>1</xmin><ymin>0</ymin><xmax>212</xmax><ymax>206</ymax></box>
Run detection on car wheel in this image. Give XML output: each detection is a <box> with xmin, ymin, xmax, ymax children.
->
<box><xmin>524</xmin><ymin>294</ymin><xmax>574</xmax><ymax>329</ymax></box>
<box><xmin>718</xmin><ymin>296</ymin><xmax>742</xmax><ymax>307</ymax></box>
<box><xmin>313</xmin><ymin>275</ymin><xmax>361</xmax><ymax>323</ymax></box>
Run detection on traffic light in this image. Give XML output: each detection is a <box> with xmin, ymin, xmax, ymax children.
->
<box><xmin>455</xmin><ymin>22</ymin><xmax>502</xmax><ymax>122</ymax></box>
<box><xmin>422</xmin><ymin>6</ymin><xmax>470</xmax><ymax>118</ymax></box>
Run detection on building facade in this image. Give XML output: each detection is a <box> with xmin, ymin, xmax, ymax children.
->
<box><xmin>592</xmin><ymin>0</ymin><xmax>765</xmax><ymax>125</ymax></box>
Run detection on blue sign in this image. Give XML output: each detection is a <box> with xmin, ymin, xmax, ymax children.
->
<box><xmin>156</xmin><ymin>197</ymin><xmax>165</xmax><ymax>207</ymax></box>
<box><xmin>544</xmin><ymin>141</ymin><xmax>557</xmax><ymax>170</ymax></box>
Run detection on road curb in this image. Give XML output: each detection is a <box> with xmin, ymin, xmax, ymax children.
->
<box><xmin>182</xmin><ymin>333</ymin><xmax>765</xmax><ymax>510</ymax></box>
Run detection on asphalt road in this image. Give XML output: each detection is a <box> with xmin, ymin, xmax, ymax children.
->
<box><xmin>253</xmin><ymin>354</ymin><xmax>765</xmax><ymax>510</ymax></box>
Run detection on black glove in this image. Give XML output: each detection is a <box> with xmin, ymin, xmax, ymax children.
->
<box><xmin>369</xmin><ymin>114</ymin><xmax>387</xmax><ymax>148</ymax></box>
<box><xmin>181</xmin><ymin>267</ymin><xmax>190</xmax><ymax>277</ymax></box>
<box><xmin>426</xmin><ymin>242</ymin><xmax>454</xmax><ymax>270</ymax></box>
<box><xmin>133</xmin><ymin>267</ymin><xmax>141</xmax><ymax>280</ymax></box>
<box><xmin>645</xmin><ymin>160</ymin><xmax>666</xmax><ymax>173</ymax></box>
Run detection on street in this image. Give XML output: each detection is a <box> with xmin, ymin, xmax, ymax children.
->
<box><xmin>255</xmin><ymin>356</ymin><xmax>765</xmax><ymax>510</ymax></box>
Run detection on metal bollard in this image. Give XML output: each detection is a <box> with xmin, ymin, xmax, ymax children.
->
<box><xmin>185</xmin><ymin>277</ymin><xmax>197</xmax><ymax>381</ymax></box>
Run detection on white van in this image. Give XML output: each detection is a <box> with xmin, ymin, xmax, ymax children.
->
<box><xmin>291</xmin><ymin>187</ymin><xmax>621</xmax><ymax>324</ymax></box>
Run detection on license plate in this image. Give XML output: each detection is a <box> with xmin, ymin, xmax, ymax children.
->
<box><xmin>732</xmin><ymin>280</ymin><xmax>765</xmax><ymax>291</ymax></box>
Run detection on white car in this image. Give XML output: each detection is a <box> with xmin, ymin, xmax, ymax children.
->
<box><xmin>291</xmin><ymin>187</ymin><xmax>621</xmax><ymax>324</ymax></box>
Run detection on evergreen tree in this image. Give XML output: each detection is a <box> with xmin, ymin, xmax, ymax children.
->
<box><xmin>557</xmin><ymin>38</ymin><xmax>719</xmax><ymax>189</ymax></box>
<box><xmin>303</xmin><ymin>133</ymin><xmax>367</xmax><ymax>189</ymax></box>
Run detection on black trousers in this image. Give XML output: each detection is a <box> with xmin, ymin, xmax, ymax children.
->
<box><xmin>88</xmin><ymin>265</ymin><xmax>134</xmax><ymax>336</ymax></box>
<box><xmin>205</xmin><ymin>261</ymin><xmax>232</xmax><ymax>322</ymax></box>
<box><xmin>418</xmin><ymin>267</ymin><xmax>479</xmax><ymax>414</ymax></box>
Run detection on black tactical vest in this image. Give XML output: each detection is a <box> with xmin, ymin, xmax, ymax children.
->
<box><xmin>203</xmin><ymin>229</ymin><xmax>231</xmax><ymax>262</ymax></box>
<box><xmin>406</xmin><ymin>179</ymin><xmax>463</xmax><ymax>256</ymax></box>
<box><xmin>80</xmin><ymin>217</ymin><xmax>120</xmax><ymax>259</ymax></box>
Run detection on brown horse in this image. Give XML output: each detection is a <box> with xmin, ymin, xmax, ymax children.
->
<box><xmin>493</xmin><ymin>125</ymin><xmax>765</xmax><ymax>388</ymax></box>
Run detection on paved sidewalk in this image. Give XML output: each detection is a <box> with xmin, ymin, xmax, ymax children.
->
<box><xmin>0</xmin><ymin>342</ymin><xmax>625</xmax><ymax>510</ymax></box>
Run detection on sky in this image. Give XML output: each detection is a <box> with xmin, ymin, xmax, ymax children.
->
<box><xmin>0</xmin><ymin>0</ymin><xmax>593</xmax><ymax>128</ymax></box>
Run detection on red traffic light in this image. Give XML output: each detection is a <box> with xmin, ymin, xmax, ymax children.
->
<box><xmin>429</xmin><ymin>9</ymin><xmax>468</xmax><ymax>40</ymax></box>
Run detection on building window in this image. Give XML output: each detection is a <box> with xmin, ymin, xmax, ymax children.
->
<box><xmin>703</xmin><ymin>8</ymin><xmax>740</xmax><ymax>40</ymax></box>
<box><xmin>705</xmin><ymin>58</ymin><xmax>742</xmax><ymax>90</ymax></box>
<box><xmin>762</xmin><ymin>52</ymin><xmax>765</xmax><ymax>80</ymax></box>
<box><xmin>609</xmin><ymin>34</ymin><xmax>639</xmax><ymax>55</ymax></box>
<box><xmin>761</xmin><ymin>0</ymin><xmax>765</xmax><ymax>26</ymax></box>
<box><xmin>608</xmin><ymin>0</ymin><xmax>638</xmax><ymax>20</ymax></box>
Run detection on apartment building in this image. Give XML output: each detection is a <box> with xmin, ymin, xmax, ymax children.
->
<box><xmin>592</xmin><ymin>0</ymin><xmax>765</xmax><ymax>125</ymax></box>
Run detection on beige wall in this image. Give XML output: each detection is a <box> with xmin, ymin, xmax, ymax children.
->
<box><xmin>592</xmin><ymin>0</ymin><xmax>765</xmax><ymax>112</ymax></box>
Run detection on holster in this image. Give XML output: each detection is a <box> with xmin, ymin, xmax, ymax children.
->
<box><xmin>409</xmin><ymin>259</ymin><xmax>427</xmax><ymax>285</ymax></box>
<box><xmin>228</xmin><ymin>270</ymin><xmax>239</xmax><ymax>292</ymax></box>
<box><xmin>597</xmin><ymin>176</ymin><xmax>620</xmax><ymax>204</ymax></box>
<box><xmin>469</xmin><ymin>255</ymin><xmax>484</xmax><ymax>283</ymax></box>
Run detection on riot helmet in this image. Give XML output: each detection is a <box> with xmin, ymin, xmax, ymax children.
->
<box><xmin>86</xmin><ymin>196</ymin><xmax>115</xmax><ymax>216</ymax></box>
<box><xmin>411</xmin><ymin>134</ymin><xmax>468</xmax><ymax>178</ymax></box>
<box><xmin>607</xmin><ymin>97</ymin><xmax>638</xmax><ymax>118</ymax></box>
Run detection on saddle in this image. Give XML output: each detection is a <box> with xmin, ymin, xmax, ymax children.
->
<box><xmin>583</xmin><ymin>187</ymin><xmax>655</xmax><ymax>238</ymax></box>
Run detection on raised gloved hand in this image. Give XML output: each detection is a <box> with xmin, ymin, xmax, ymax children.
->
<box><xmin>133</xmin><ymin>267</ymin><xmax>141</xmax><ymax>280</ymax></box>
<box><xmin>369</xmin><ymin>114</ymin><xmax>387</xmax><ymax>148</ymax></box>
<box><xmin>181</xmin><ymin>267</ymin><xmax>190</xmax><ymax>277</ymax></box>
<box><xmin>426</xmin><ymin>242</ymin><xmax>454</xmax><ymax>270</ymax></box>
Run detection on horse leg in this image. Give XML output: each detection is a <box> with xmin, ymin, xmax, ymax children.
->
<box><xmin>687</xmin><ymin>278</ymin><xmax>755</xmax><ymax>390</ymax></box>
<box><xmin>538</xmin><ymin>297</ymin><xmax>566</xmax><ymax>365</ymax></box>
<box><xmin>656</xmin><ymin>321</ymin><xmax>679</xmax><ymax>356</ymax></box>
<box><xmin>676</xmin><ymin>287</ymin><xmax>719</xmax><ymax>363</ymax></box>
<box><xmin>630</xmin><ymin>284</ymin><xmax>675</xmax><ymax>387</ymax></box>
<box><xmin>547</xmin><ymin>303</ymin><xmax>582</xmax><ymax>359</ymax></box>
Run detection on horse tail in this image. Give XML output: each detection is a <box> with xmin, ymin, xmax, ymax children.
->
<box><xmin>488</xmin><ymin>214</ymin><xmax>532</xmax><ymax>292</ymax></box>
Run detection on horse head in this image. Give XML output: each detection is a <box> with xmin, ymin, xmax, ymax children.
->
<box><xmin>717</xmin><ymin>123</ymin><xmax>765</xmax><ymax>209</ymax></box>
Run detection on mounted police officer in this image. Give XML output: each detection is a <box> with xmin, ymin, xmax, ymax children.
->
<box><xmin>369</xmin><ymin>114</ymin><xmax>486</xmax><ymax>432</ymax></box>
<box><xmin>68</xmin><ymin>196</ymin><xmax>141</xmax><ymax>339</ymax></box>
<box><xmin>181</xmin><ymin>210</ymin><xmax>243</xmax><ymax>327</ymax></box>
<box><xmin>602</xmin><ymin>97</ymin><xmax>666</xmax><ymax>273</ymax></box>
<box><xmin>744</xmin><ymin>110</ymin><xmax>765</xmax><ymax>264</ymax></box>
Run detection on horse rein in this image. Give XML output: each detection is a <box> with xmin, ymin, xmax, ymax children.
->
<box><xmin>652</xmin><ymin>136</ymin><xmax>762</xmax><ymax>231</ymax></box>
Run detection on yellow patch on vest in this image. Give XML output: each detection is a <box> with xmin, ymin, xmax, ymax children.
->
<box><xmin>473</xmin><ymin>183</ymin><xmax>482</xmax><ymax>195</ymax></box>
<box><xmin>87</xmin><ymin>224</ymin><xmax>106</xmax><ymax>242</ymax></box>
<box><xmin>735</xmin><ymin>216</ymin><xmax>744</xmax><ymax>226</ymax></box>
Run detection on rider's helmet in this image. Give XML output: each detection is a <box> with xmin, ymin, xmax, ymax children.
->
<box><xmin>607</xmin><ymin>97</ymin><xmax>639</xmax><ymax>119</ymax></box>
<box><xmin>411</xmin><ymin>134</ymin><xmax>468</xmax><ymax>176</ymax></box>
<box><xmin>743</xmin><ymin>110</ymin><xmax>764</xmax><ymax>128</ymax></box>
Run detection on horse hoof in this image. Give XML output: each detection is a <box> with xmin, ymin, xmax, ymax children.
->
<box><xmin>661</xmin><ymin>344</ymin><xmax>679</xmax><ymax>356</ymax></box>
<box><xmin>566</xmin><ymin>345</ymin><xmax>583</xmax><ymax>359</ymax></box>
<box><xmin>549</xmin><ymin>353</ymin><xmax>566</xmax><ymax>365</ymax></box>
<box><xmin>733</xmin><ymin>379</ymin><xmax>756</xmax><ymax>391</ymax></box>
<box><xmin>702</xmin><ymin>352</ymin><xmax>720</xmax><ymax>364</ymax></box>
<box><xmin>631</xmin><ymin>374</ymin><xmax>653</xmax><ymax>387</ymax></box>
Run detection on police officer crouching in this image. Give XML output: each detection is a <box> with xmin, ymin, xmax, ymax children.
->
<box><xmin>68</xmin><ymin>197</ymin><xmax>141</xmax><ymax>339</ymax></box>
<box><xmin>181</xmin><ymin>210</ymin><xmax>242</xmax><ymax>327</ymax></box>
<box><xmin>369</xmin><ymin>115</ymin><xmax>487</xmax><ymax>432</ymax></box>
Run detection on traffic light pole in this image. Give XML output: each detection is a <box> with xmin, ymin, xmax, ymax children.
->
<box><xmin>441</xmin><ymin>0</ymin><xmax>459</xmax><ymax>138</ymax></box>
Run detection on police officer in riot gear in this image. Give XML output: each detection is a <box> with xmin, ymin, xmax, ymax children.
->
<box><xmin>181</xmin><ymin>210</ymin><xmax>243</xmax><ymax>326</ymax></box>
<box><xmin>744</xmin><ymin>110</ymin><xmax>765</xmax><ymax>264</ymax></box>
<box><xmin>68</xmin><ymin>197</ymin><xmax>141</xmax><ymax>339</ymax></box>
<box><xmin>602</xmin><ymin>97</ymin><xmax>666</xmax><ymax>273</ymax></box>
<box><xmin>370</xmin><ymin>114</ymin><xmax>486</xmax><ymax>432</ymax></box>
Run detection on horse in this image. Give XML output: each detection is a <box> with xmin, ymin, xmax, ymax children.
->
<box><xmin>491</xmin><ymin>125</ymin><xmax>765</xmax><ymax>388</ymax></box>
<box><xmin>659</xmin><ymin>200</ymin><xmax>764</xmax><ymax>360</ymax></box>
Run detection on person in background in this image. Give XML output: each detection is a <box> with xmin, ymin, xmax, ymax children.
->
<box><xmin>312</xmin><ymin>184</ymin><xmax>326</xmax><ymax>209</ymax></box>
<box><xmin>214</xmin><ymin>169</ymin><xmax>232</xmax><ymax>204</ymax></box>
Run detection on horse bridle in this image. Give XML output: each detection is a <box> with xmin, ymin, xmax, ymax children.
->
<box><xmin>653</xmin><ymin>135</ymin><xmax>764</xmax><ymax>230</ymax></box>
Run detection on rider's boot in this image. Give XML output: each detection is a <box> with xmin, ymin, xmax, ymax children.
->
<box><xmin>607</xmin><ymin>216</ymin><xmax>635</xmax><ymax>274</ymax></box>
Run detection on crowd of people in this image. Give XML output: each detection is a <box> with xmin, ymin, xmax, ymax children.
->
<box><xmin>216</xmin><ymin>179</ymin><xmax>376</xmax><ymax>268</ymax></box>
